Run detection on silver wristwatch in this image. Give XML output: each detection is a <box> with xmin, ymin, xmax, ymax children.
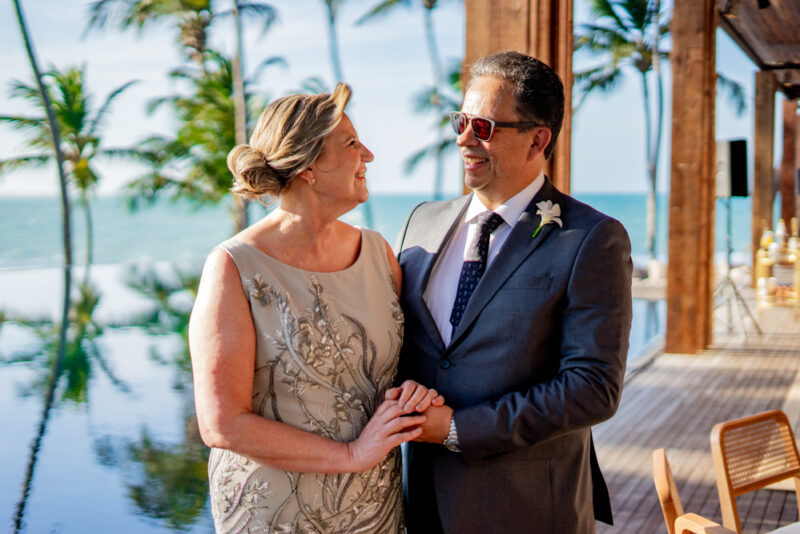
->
<box><xmin>443</xmin><ymin>416</ymin><xmax>460</xmax><ymax>452</ymax></box>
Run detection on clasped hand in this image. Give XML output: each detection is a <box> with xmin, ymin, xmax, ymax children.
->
<box><xmin>346</xmin><ymin>380</ymin><xmax>446</xmax><ymax>472</ymax></box>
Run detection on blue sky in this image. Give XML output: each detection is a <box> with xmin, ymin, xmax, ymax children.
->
<box><xmin>0</xmin><ymin>0</ymin><xmax>783</xmax><ymax>196</ymax></box>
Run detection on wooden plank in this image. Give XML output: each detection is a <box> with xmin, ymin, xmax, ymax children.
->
<box><xmin>666</xmin><ymin>0</ymin><xmax>717</xmax><ymax>353</ymax></box>
<box><xmin>463</xmin><ymin>0</ymin><xmax>491</xmax><ymax>84</ymax></box>
<box><xmin>462</xmin><ymin>0</ymin><xmax>573</xmax><ymax>194</ymax></box>
<box><xmin>596</xmin><ymin>291</ymin><xmax>800</xmax><ymax>532</ymax></box>
<box><xmin>780</xmin><ymin>98</ymin><xmax>797</xmax><ymax>223</ymax></box>
<box><xmin>752</xmin><ymin>70</ymin><xmax>777</xmax><ymax>286</ymax></box>
<box><xmin>549</xmin><ymin>0</ymin><xmax>573</xmax><ymax>194</ymax></box>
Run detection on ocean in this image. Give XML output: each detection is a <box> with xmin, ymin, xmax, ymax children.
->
<box><xmin>0</xmin><ymin>192</ymin><xmax>755</xmax><ymax>270</ymax></box>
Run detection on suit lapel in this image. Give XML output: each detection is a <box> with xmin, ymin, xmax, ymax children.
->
<box><xmin>449</xmin><ymin>180</ymin><xmax>563</xmax><ymax>349</ymax></box>
<box><xmin>405</xmin><ymin>195</ymin><xmax>471</xmax><ymax>352</ymax></box>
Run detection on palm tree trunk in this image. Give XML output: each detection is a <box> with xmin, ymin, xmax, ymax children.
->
<box><xmin>641</xmin><ymin>71</ymin><xmax>657</xmax><ymax>262</ymax></box>
<box><xmin>652</xmin><ymin>0</ymin><xmax>665</xmax><ymax>263</ymax></box>
<box><xmin>324</xmin><ymin>1</ymin><xmax>375</xmax><ymax>227</ymax></box>
<box><xmin>423</xmin><ymin>8</ymin><xmax>444</xmax><ymax>88</ymax></box>
<box><xmin>325</xmin><ymin>1</ymin><xmax>344</xmax><ymax>83</ymax></box>
<box><xmin>11</xmin><ymin>0</ymin><xmax>72</xmax><ymax>530</ymax></box>
<box><xmin>231</xmin><ymin>1</ymin><xmax>249</xmax><ymax>233</ymax></box>
<box><xmin>423</xmin><ymin>7</ymin><xmax>446</xmax><ymax>201</ymax></box>
<box><xmin>81</xmin><ymin>193</ymin><xmax>93</xmax><ymax>285</ymax></box>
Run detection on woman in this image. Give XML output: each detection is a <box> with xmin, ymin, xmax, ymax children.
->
<box><xmin>189</xmin><ymin>83</ymin><xmax>441</xmax><ymax>533</ymax></box>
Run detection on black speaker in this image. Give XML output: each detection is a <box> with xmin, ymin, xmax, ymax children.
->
<box><xmin>715</xmin><ymin>139</ymin><xmax>748</xmax><ymax>197</ymax></box>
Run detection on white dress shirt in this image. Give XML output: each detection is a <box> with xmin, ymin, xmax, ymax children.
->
<box><xmin>423</xmin><ymin>172</ymin><xmax>545</xmax><ymax>346</ymax></box>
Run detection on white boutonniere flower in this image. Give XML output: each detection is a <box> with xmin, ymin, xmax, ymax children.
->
<box><xmin>532</xmin><ymin>200</ymin><xmax>562</xmax><ymax>238</ymax></box>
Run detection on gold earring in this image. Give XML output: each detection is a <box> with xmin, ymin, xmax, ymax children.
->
<box><xmin>309</xmin><ymin>178</ymin><xmax>316</xmax><ymax>188</ymax></box>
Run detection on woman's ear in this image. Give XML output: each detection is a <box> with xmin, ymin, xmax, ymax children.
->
<box><xmin>528</xmin><ymin>127</ymin><xmax>552</xmax><ymax>160</ymax></box>
<box><xmin>296</xmin><ymin>166</ymin><xmax>315</xmax><ymax>186</ymax></box>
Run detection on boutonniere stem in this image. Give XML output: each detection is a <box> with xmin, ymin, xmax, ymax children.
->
<box><xmin>532</xmin><ymin>200</ymin><xmax>563</xmax><ymax>238</ymax></box>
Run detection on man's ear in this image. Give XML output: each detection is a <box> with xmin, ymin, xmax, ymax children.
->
<box><xmin>528</xmin><ymin>127</ymin><xmax>552</xmax><ymax>161</ymax></box>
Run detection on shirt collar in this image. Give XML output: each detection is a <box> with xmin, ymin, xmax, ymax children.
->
<box><xmin>464</xmin><ymin>172</ymin><xmax>545</xmax><ymax>228</ymax></box>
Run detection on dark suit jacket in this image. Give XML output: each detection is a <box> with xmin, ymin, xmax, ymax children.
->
<box><xmin>396</xmin><ymin>179</ymin><xmax>632</xmax><ymax>534</ymax></box>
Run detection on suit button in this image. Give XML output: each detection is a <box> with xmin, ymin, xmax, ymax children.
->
<box><xmin>439</xmin><ymin>359</ymin><xmax>451</xmax><ymax>369</ymax></box>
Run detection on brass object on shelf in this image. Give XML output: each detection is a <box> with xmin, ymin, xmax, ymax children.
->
<box><xmin>755</xmin><ymin>240</ymin><xmax>800</xmax><ymax>318</ymax></box>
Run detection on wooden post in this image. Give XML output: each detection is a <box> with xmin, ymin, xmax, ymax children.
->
<box><xmin>463</xmin><ymin>0</ymin><xmax>573</xmax><ymax>194</ymax></box>
<box><xmin>752</xmin><ymin>71</ymin><xmax>776</xmax><ymax>286</ymax></box>
<box><xmin>779</xmin><ymin>98</ymin><xmax>797</xmax><ymax>223</ymax></box>
<box><xmin>665</xmin><ymin>0</ymin><xmax>716</xmax><ymax>354</ymax></box>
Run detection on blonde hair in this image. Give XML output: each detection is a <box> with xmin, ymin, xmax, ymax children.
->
<box><xmin>227</xmin><ymin>83</ymin><xmax>352</xmax><ymax>200</ymax></box>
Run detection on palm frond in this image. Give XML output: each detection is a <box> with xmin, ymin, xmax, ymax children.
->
<box><xmin>237</xmin><ymin>2</ymin><xmax>279</xmax><ymax>35</ymax></box>
<box><xmin>404</xmin><ymin>136</ymin><xmax>456</xmax><ymax>174</ymax></box>
<box><xmin>355</xmin><ymin>0</ymin><xmax>412</xmax><ymax>25</ymax></box>
<box><xmin>7</xmin><ymin>78</ymin><xmax>43</xmax><ymax>103</ymax></box>
<box><xmin>0</xmin><ymin>154</ymin><xmax>53</xmax><ymax>174</ymax></box>
<box><xmin>589</xmin><ymin>0</ymin><xmax>629</xmax><ymax>34</ymax></box>
<box><xmin>293</xmin><ymin>76</ymin><xmax>329</xmax><ymax>94</ymax></box>
<box><xmin>717</xmin><ymin>72</ymin><xmax>748</xmax><ymax>118</ymax></box>
<box><xmin>84</xmin><ymin>0</ymin><xmax>130</xmax><ymax>34</ymax></box>
<box><xmin>87</xmin><ymin>80</ymin><xmax>139</xmax><ymax>136</ymax></box>
<box><xmin>0</xmin><ymin>114</ymin><xmax>47</xmax><ymax>131</ymax></box>
<box><xmin>248</xmin><ymin>56</ymin><xmax>288</xmax><ymax>84</ymax></box>
<box><xmin>573</xmin><ymin>66</ymin><xmax>624</xmax><ymax>111</ymax></box>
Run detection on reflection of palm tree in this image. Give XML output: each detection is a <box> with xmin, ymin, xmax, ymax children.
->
<box><xmin>118</xmin><ymin>264</ymin><xmax>199</xmax><ymax>374</ymax></box>
<box><xmin>125</xmin><ymin>421</ymin><xmax>210</xmax><ymax>530</ymax></box>
<box><xmin>86</xmin><ymin>0</ymin><xmax>279</xmax><ymax>233</ymax></box>
<box><xmin>89</xmin><ymin>263</ymin><xmax>209</xmax><ymax>529</ymax></box>
<box><xmin>0</xmin><ymin>66</ymin><xmax>140</xmax><ymax>272</ymax></box>
<box><xmin>4</xmin><ymin>283</ymin><xmax>131</xmax><ymax>403</ymax></box>
<box><xmin>4</xmin><ymin>282</ymin><xmax>131</xmax><ymax>532</ymax></box>
<box><xmin>9</xmin><ymin>3</ymin><xmax>74</xmax><ymax>530</ymax></box>
<box><xmin>358</xmin><ymin>0</ymin><xmax>459</xmax><ymax>200</ymax></box>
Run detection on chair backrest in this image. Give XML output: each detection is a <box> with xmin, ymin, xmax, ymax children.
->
<box><xmin>710</xmin><ymin>409</ymin><xmax>800</xmax><ymax>532</ymax></box>
<box><xmin>654</xmin><ymin>448</ymin><xmax>686</xmax><ymax>534</ymax></box>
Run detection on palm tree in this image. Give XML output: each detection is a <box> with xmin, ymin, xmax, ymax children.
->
<box><xmin>322</xmin><ymin>0</ymin><xmax>346</xmax><ymax>83</ymax></box>
<box><xmin>0</xmin><ymin>66</ymin><xmax>141</xmax><ymax>274</ymax></box>
<box><xmin>308</xmin><ymin>0</ymin><xmax>376</xmax><ymax>228</ymax></box>
<box><xmin>575</xmin><ymin>0</ymin><xmax>746</xmax><ymax>265</ymax></box>
<box><xmin>358</xmin><ymin>0</ymin><xmax>457</xmax><ymax>200</ymax></box>
<box><xmin>85</xmin><ymin>0</ymin><xmax>279</xmax><ymax>232</ymax></box>
<box><xmin>9</xmin><ymin>3</ymin><xmax>73</xmax><ymax>530</ymax></box>
<box><xmin>574</xmin><ymin>0</ymin><xmax>669</xmax><ymax>264</ymax></box>
<box><xmin>403</xmin><ymin>59</ymin><xmax>462</xmax><ymax>196</ymax></box>
<box><xmin>126</xmin><ymin>50</ymin><xmax>284</xmax><ymax>223</ymax></box>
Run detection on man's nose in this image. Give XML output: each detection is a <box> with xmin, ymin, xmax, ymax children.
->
<box><xmin>456</xmin><ymin>123</ymin><xmax>477</xmax><ymax>147</ymax></box>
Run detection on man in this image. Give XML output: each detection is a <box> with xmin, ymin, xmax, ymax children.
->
<box><xmin>395</xmin><ymin>51</ymin><xmax>632</xmax><ymax>533</ymax></box>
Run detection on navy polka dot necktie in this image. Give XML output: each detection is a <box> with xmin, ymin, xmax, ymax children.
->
<box><xmin>449</xmin><ymin>211</ymin><xmax>505</xmax><ymax>329</ymax></box>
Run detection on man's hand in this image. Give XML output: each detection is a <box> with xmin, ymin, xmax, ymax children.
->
<box><xmin>385</xmin><ymin>380</ymin><xmax>445</xmax><ymax>413</ymax></box>
<box><xmin>413</xmin><ymin>404</ymin><xmax>453</xmax><ymax>444</ymax></box>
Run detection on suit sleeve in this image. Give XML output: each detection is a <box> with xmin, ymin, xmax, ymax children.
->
<box><xmin>454</xmin><ymin>217</ymin><xmax>633</xmax><ymax>463</ymax></box>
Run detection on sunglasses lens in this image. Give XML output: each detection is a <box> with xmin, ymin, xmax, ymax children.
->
<box><xmin>450</xmin><ymin>113</ymin><xmax>466</xmax><ymax>135</ymax></box>
<box><xmin>471</xmin><ymin>118</ymin><xmax>493</xmax><ymax>140</ymax></box>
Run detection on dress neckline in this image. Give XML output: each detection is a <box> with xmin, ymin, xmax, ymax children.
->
<box><xmin>229</xmin><ymin>228</ymin><xmax>366</xmax><ymax>275</ymax></box>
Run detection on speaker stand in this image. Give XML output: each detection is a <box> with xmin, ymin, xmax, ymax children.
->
<box><xmin>713</xmin><ymin>197</ymin><xmax>762</xmax><ymax>337</ymax></box>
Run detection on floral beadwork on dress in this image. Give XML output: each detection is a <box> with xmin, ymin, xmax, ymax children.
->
<box><xmin>208</xmin><ymin>239</ymin><xmax>404</xmax><ymax>534</ymax></box>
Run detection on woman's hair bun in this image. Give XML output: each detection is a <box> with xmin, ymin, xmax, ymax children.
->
<box><xmin>227</xmin><ymin>144</ymin><xmax>290</xmax><ymax>200</ymax></box>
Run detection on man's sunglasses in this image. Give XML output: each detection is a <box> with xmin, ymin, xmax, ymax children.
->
<box><xmin>449</xmin><ymin>111</ymin><xmax>540</xmax><ymax>141</ymax></box>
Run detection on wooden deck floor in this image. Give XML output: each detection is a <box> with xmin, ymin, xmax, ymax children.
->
<box><xmin>595</xmin><ymin>289</ymin><xmax>800</xmax><ymax>533</ymax></box>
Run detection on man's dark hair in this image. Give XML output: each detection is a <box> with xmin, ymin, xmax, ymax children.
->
<box><xmin>468</xmin><ymin>51</ymin><xmax>564</xmax><ymax>160</ymax></box>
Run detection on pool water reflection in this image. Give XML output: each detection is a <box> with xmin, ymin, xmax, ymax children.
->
<box><xmin>0</xmin><ymin>264</ymin><xmax>663</xmax><ymax>533</ymax></box>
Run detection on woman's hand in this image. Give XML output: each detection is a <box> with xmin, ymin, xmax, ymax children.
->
<box><xmin>346</xmin><ymin>400</ymin><xmax>426</xmax><ymax>472</ymax></box>
<box><xmin>385</xmin><ymin>380</ymin><xmax>445</xmax><ymax>414</ymax></box>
